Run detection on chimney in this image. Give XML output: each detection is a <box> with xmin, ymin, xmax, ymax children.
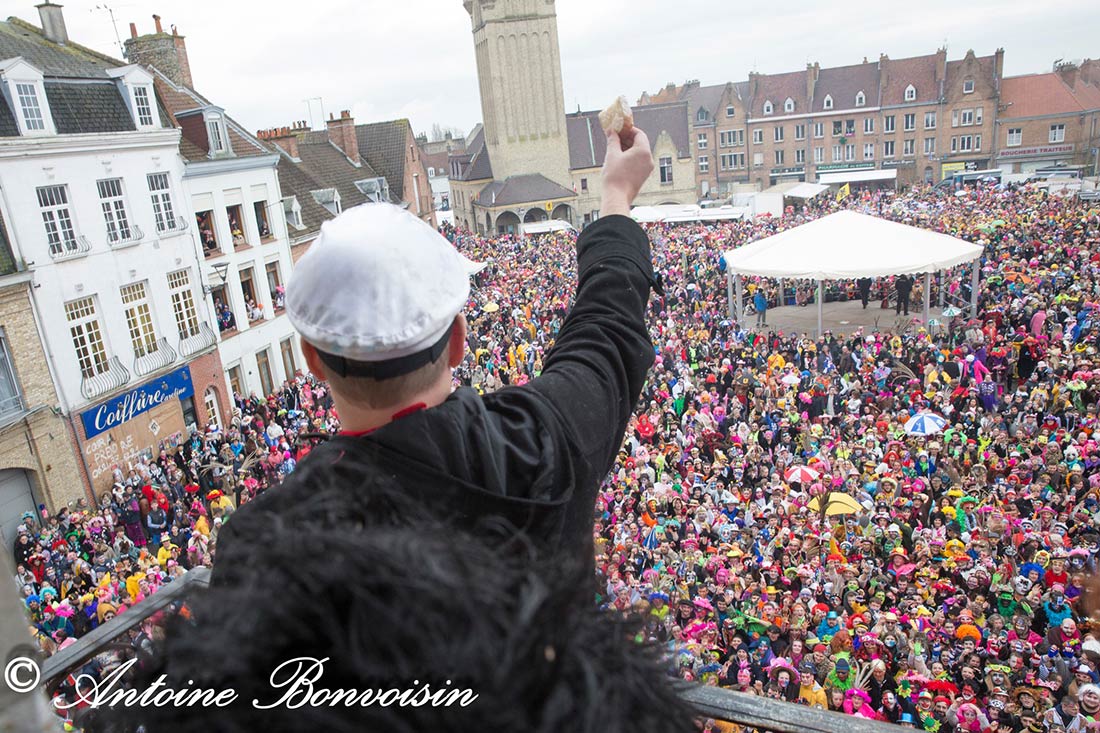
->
<box><xmin>935</xmin><ymin>47</ymin><xmax>947</xmax><ymax>82</ymax></box>
<box><xmin>36</xmin><ymin>3</ymin><xmax>68</xmax><ymax>45</ymax></box>
<box><xmin>1056</xmin><ymin>61</ymin><xmax>1079</xmax><ymax>89</ymax></box>
<box><xmin>879</xmin><ymin>53</ymin><xmax>889</xmax><ymax>90</ymax></box>
<box><xmin>806</xmin><ymin>62</ymin><xmax>819</xmax><ymax>103</ymax></box>
<box><xmin>326</xmin><ymin>109</ymin><xmax>359</xmax><ymax>162</ymax></box>
<box><xmin>123</xmin><ymin>17</ymin><xmax>193</xmax><ymax>88</ymax></box>
<box><xmin>994</xmin><ymin>47</ymin><xmax>1005</xmax><ymax>91</ymax></box>
<box><xmin>257</xmin><ymin>126</ymin><xmax>300</xmax><ymax>159</ymax></box>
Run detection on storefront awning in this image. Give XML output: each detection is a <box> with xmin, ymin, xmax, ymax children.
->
<box><xmin>818</xmin><ymin>169</ymin><xmax>898</xmax><ymax>185</ymax></box>
<box><xmin>784</xmin><ymin>182</ymin><xmax>829</xmax><ymax>199</ymax></box>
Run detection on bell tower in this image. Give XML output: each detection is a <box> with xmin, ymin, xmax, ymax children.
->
<box><xmin>464</xmin><ymin>0</ymin><xmax>572</xmax><ymax>185</ymax></box>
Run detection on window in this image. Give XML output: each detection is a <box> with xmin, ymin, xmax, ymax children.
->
<box><xmin>697</xmin><ymin>133</ymin><xmax>708</xmax><ymax>150</ymax></box>
<box><xmin>97</xmin><ymin>178</ymin><xmax>132</xmax><ymax>243</ymax></box>
<box><xmin>961</xmin><ymin>109</ymin><xmax>974</xmax><ymax>126</ymax></box>
<box><xmin>976</xmin><ymin>107</ymin><xmax>983</xmax><ymax>125</ymax></box>
<box><xmin>924</xmin><ymin>137</ymin><xmax>936</xmax><ymax>155</ymax></box>
<box><xmin>0</xmin><ymin>331</ymin><xmax>24</xmax><ymax>418</ymax></box>
<box><xmin>580</xmin><ymin>178</ymin><xmax>588</xmax><ymax>192</ymax></box>
<box><xmin>863</xmin><ymin>143</ymin><xmax>875</xmax><ymax>160</ymax></box>
<box><xmin>133</xmin><ymin>86</ymin><xmax>154</xmax><ymax>126</ymax></box>
<box><xmin>148</xmin><ymin>173</ymin><xmax>177</xmax><ymax>232</ymax></box>
<box><xmin>720</xmin><ymin>154</ymin><xmax>733</xmax><ymax>170</ymax></box>
<box><xmin>752</xmin><ymin>129</ymin><xmax>763</xmax><ymax>145</ymax></box>
<box><xmin>884</xmin><ymin>115</ymin><xmax>896</xmax><ymax>133</ymax></box>
<box><xmin>864</xmin><ymin>117</ymin><xmax>875</xmax><ymax>134</ymax></box>
<box><xmin>953</xmin><ymin>135</ymin><xmax>975</xmax><ymax>152</ymax></box>
<box><xmin>121</xmin><ymin>282</ymin><xmax>157</xmax><ymax>357</ymax></box>
<box><xmin>905</xmin><ymin>84</ymin><xmax>917</xmax><ymax>102</ymax></box>
<box><xmin>1050</xmin><ymin>124</ymin><xmax>1065</xmax><ymax>143</ymax></box>
<box><xmin>698</xmin><ymin>155</ymin><xmax>709</xmax><ymax>173</ymax></box>
<box><xmin>832</xmin><ymin>121</ymin><xmax>843</xmax><ymax>137</ymax></box>
<box><xmin>720</xmin><ymin>153</ymin><xmax>746</xmax><ymax>169</ymax></box>
<box><xmin>963</xmin><ymin>79</ymin><xmax>974</xmax><ymax>94</ymax></box>
<box><xmin>167</xmin><ymin>269</ymin><xmax>201</xmax><ymax>339</ymax></box>
<box><xmin>823</xmin><ymin>95</ymin><xmax>833</xmax><ymax>110</ymax></box>
<box><xmin>203</xmin><ymin>387</ymin><xmax>220</xmax><ymax>429</ymax></box>
<box><xmin>774</xmin><ymin>126</ymin><xmax>784</xmax><ymax>142</ymax></box>
<box><xmin>226</xmin><ymin>204</ymin><xmax>247</xmax><ymax>246</ymax></box>
<box><xmin>832</xmin><ymin>145</ymin><xmax>842</xmax><ymax>162</ymax></box>
<box><xmin>659</xmin><ymin>156</ymin><xmax>673</xmax><ymax>184</ymax></box>
<box><xmin>266</xmin><ymin>263</ymin><xmax>283</xmax><ymax>309</ymax></box>
<box><xmin>813</xmin><ymin>146</ymin><xmax>824</xmax><ymax>164</ymax></box>
<box><xmin>256</xmin><ymin>348</ymin><xmax>274</xmax><ymax>397</ymax></box>
<box><xmin>975</xmin><ymin>134</ymin><xmax>982</xmax><ymax>151</ymax></box>
<box><xmin>239</xmin><ymin>267</ymin><xmax>259</xmax><ymax>315</ymax></box>
<box><xmin>904</xmin><ymin>113</ymin><xmax>916</xmax><ymax>132</ymax></box>
<box><xmin>903</xmin><ymin>138</ymin><xmax>915</xmax><ymax>157</ymax></box>
<box><xmin>883</xmin><ymin>140</ymin><xmax>895</xmax><ymax>158</ymax></box>
<box><xmin>196</xmin><ymin>210</ymin><xmax>219</xmax><ymax>253</ymax></box>
<box><xmin>427</xmin><ymin>167</ymin><xmax>435</xmax><ymax>177</ymax></box>
<box><xmin>207</xmin><ymin>116</ymin><xmax>226</xmax><ymax>153</ymax></box>
<box><xmin>726</xmin><ymin>105</ymin><xmax>735</xmax><ymax>117</ymax></box>
<box><xmin>924</xmin><ymin>111</ymin><xmax>937</xmax><ymax>129</ymax></box>
<box><xmin>855</xmin><ymin>91</ymin><xmax>866</xmax><ymax>107</ymax></box>
<box><xmin>952</xmin><ymin>110</ymin><xmax>959</xmax><ymax>128</ymax></box>
<box><xmin>845</xmin><ymin>144</ymin><xmax>855</xmax><ymax>161</ymax></box>
<box><xmin>1007</xmin><ymin>128</ymin><xmax>1022</xmax><ymax>146</ymax></box>
<box><xmin>795</xmin><ymin>148</ymin><xmax>805</xmax><ymax>164</ymax></box>
<box><xmin>733</xmin><ymin>152</ymin><xmax>745</xmax><ymax>168</ymax></box>
<box><xmin>845</xmin><ymin>119</ymin><xmax>855</xmax><ymax>136</ymax></box>
<box><xmin>37</xmin><ymin>185</ymin><xmax>78</xmax><ymax>256</ymax></box>
<box><xmin>253</xmin><ymin>200</ymin><xmax>272</xmax><ymax>239</ymax></box>
<box><xmin>784</xmin><ymin>98</ymin><xmax>795</xmax><ymax>113</ymax></box>
<box><xmin>795</xmin><ymin>124</ymin><xmax>806</xmax><ymax>140</ymax></box>
<box><xmin>65</xmin><ymin>297</ymin><xmax>108</xmax><ymax>378</ymax></box>
<box><xmin>227</xmin><ymin>364</ymin><xmax>243</xmax><ymax>397</ymax></box>
<box><xmin>16</xmin><ymin>83</ymin><xmax>45</xmax><ymax>131</ymax></box>
<box><xmin>696</xmin><ymin>108</ymin><xmax>708</xmax><ymax>122</ymax></box>
<box><xmin>813</xmin><ymin>122</ymin><xmax>824</xmax><ymax>139</ymax></box>
<box><xmin>280</xmin><ymin>338</ymin><xmax>297</xmax><ymax>381</ymax></box>
<box><xmin>763</xmin><ymin>100</ymin><xmax>773</xmax><ymax>115</ymax></box>
<box><xmin>752</xmin><ymin>152</ymin><xmax>763</xmax><ymax>168</ymax></box>
<box><xmin>720</xmin><ymin>130</ymin><xmax>743</xmax><ymax>147</ymax></box>
<box><xmin>774</xmin><ymin>150</ymin><xmax>784</xmax><ymax>165</ymax></box>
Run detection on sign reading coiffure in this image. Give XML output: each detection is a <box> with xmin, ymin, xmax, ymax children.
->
<box><xmin>81</xmin><ymin>367</ymin><xmax>194</xmax><ymax>440</ymax></box>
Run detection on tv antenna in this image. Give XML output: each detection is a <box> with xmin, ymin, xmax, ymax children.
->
<box><xmin>303</xmin><ymin>97</ymin><xmax>325</xmax><ymax>130</ymax></box>
<box><xmin>93</xmin><ymin>4</ymin><xmax>125</xmax><ymax>57</ymax></box>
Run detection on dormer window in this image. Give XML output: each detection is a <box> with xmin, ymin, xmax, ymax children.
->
<box><xmin>784</xmin><ymin>97</ymin><xmax>794</xmax><ymax>113</ymax></box>
<box><xmin>763</xmin><ymin>100</ymin><xmax>773</xmax><ymax>115</ymax></box>
<box><xmin>904</xmin><ymin>84</ymin><xmax>917</xmax><ymax>101</ymax></box>
<box><xmin>0</xmin><ymin>58</ymin><xmax>55</xmax><ymax>136</ymax></box>
<box><xmin>206</xmin><ymin>113</ymin><xmax>227</xmax><ymax>154</ymax></box>
<box><xmin>283</xmin><ymin>196</ymin><xmax>303</xmax><ymax>229</ymax></box>
<box><xmin>855</xmin><ymin>91</ymin><xmax>866</xmax><ymax>107</ymax></box>
<box><xmin>355</xmin><ymin>177</ymin><xmax>389</xmax><ymax>203</ymax></box>
<box><xmin>697</xmin><ymin>108</ymin><xmax>708</xmax><ymax>122</ymax></box>
<box><xmin>963</xmin><ymin>79</ymin><xmax>975</xmax><ymax>94</ymax></box>
<box><xmin>105</xmin><ymin>65</ymin><xmax>159</xmax><ymax>130</ymax></box>
<box><xmin>133</xmin><ymin>86</ymin><xmax>154</xmax><ymax>126</ymax></box>
<box><xmin>823</xmin><ymin>95</ymin><xmax>833</xmax><ymax>110</ymax></box>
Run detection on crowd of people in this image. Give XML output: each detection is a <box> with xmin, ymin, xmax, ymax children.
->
<box><xmin>12</xmin><ymin>179</ymin><xmax>1100</xmax><ymax>732</ymax></box>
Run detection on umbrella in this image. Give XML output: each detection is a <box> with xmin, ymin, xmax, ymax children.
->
<box><xmin>942</xmin><ymin>306</ymin><xmax>963</xmax><ymax>318</ymax></box>
<box><xmin>784</xmin><ymin>466</ymin><xmax>819</xmax><ymax>484</ymax></box>
<box><xmin>781</xmin><ymin>373</ymin><xmax>801</xmax><ymax>386</ymax></box>
<box><xmin>807</xmin><ymin>492</ymin><xmax>863</xmax><ymax>516</ymax></box>
<box><xmin>482</xmin><ymin>302</ymin><xmax>500</xmax><ymax>313</ymax></box>
<box><xmin>905</xmin><ymin>412</ymin><xmax>947</xmax><ymax>436</ymax></box>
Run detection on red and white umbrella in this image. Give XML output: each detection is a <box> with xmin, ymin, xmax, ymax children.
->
<box><xmin>784</xmin><ymin>466</ymin><xmax>819</xmax><ymax>484</ymax></box>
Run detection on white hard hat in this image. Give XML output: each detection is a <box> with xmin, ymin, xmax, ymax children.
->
<box><xmin>287</xmin><ymin>204</ymin><xmax>480</xmax><ymax>376</ymax></box>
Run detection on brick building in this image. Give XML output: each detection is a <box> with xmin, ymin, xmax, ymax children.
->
<box><xmin>0</xmin><ymin>215</ymin><xmax>85</xmax><ymax>547</ymax></box>
<box><xmin>995</xmin><ymin>63</ymin><xmax>1100</xmax><ymax>179</ymax></box>
<box><xmin>644</xmin><ymin>47</ymin><xmax>1008</xmax><ymax>194</ymax></box>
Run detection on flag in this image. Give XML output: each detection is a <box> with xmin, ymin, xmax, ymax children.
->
<box><xmin>836</xmin><ymin>183</ymin><xmax>851</xmax><ymax>202</ymax></box>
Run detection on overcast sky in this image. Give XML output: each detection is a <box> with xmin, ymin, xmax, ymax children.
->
<box><xmin>27</xmin><ymin>0</ymin><xmax>1100</xmax><ymax>140</ymax></box>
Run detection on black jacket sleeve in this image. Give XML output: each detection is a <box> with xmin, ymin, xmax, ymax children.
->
<box><xmin>526</xmin><ymin>214</ymin><xmax>657</xmax><ymax>503</ymax></box>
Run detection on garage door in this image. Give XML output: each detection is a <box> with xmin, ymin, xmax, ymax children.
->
<box><xmin>0</xmin><ymin>469</ymin><xmax>35</xmax><ymax>553</ymax></box>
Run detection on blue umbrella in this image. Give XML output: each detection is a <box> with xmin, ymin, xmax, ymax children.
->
<box><xmin>905</xmin><ymin>412</ymin><xmax>947</xmax><ymax>436</ymax></box>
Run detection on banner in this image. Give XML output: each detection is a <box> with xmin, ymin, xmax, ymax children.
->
<box><xmin>81</xmin><ymin>366</ymin><xmax>194</xmax><ymax>439</ymax></box>
<box><xmin>836</xmin><ymin>183</ymin><xmax>851</xmax><ymax>202</ymax></box>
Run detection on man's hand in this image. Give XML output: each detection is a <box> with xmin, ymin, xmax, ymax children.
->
<box><xmin>601</xmin><ymin>127</ymin><xmax>654</xmax><ymax>218</ymax></box>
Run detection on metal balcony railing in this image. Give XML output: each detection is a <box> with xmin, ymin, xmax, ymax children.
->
<box><xmin>48</xmin><ymin>234</ymin><xmax>91</xmax><ymax>261</ymax></box>
<box><xmin>33</xmin><ymin>568</ymin><xmax>899</xmax><ymax>733</ymax></box>
<box><xmin>79</xmin><ymin>356</ymin><xmax>131</xmax><ymax>400</ymax></box>
<box><xmin>179</xmin><ymin>322</ymin><xmax>217</xmax><ymax>357</ymax></box>
<box><xmin>133</xmin><ymin>336</ymin><xmax>178</xmax><ymax>376</ymax></box>
<box><xmin>109</xmin><ymin>223</ymin><xmax>145</xmax><ymax>248</ymax></box>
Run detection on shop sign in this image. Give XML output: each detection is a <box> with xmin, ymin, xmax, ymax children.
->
<box><xmin>81</xmin><ymin>367</ymin><xmax>194</xmax><ymax>439</ymax></box>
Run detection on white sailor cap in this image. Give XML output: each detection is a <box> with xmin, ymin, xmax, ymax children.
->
<box><xmin>287</xmin><ymin>203</ymin><xmax>481</xmax><ymax>378</ymax></box>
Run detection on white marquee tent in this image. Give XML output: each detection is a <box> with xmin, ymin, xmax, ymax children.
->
<box><xmin>722</xmin><ymin>210</ymin><xmax>984</xmax><ymax>333</ymax></box>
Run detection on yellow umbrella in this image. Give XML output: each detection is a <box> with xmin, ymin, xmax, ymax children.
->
<box><xmin>482</xmin><ymin>302</ymin><xmax>500</xmax><ymax>313</ymax></box>
<box><xmin>807</xmin><ymin>492</ymin><xmax>864</xmax><ymax>516</ymax></box>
